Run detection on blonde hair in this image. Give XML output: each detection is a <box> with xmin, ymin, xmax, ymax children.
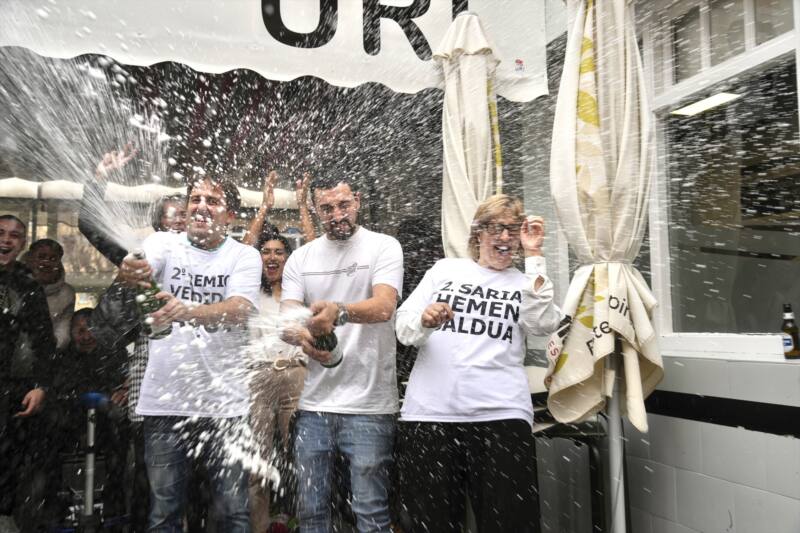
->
<box><xmin>467</xmin><ymin>194</ymin><xmax>525</xmax><ymax>260</ymax></box>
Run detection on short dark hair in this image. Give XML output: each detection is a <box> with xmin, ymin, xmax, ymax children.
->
<box><xmin>186</xmin><ymin>176</ymin><xmax>241</xmax><ymax>214</ymax></box>
<box><xmin>151</xmin><ymin>194</ymin><xmax>187</xmax><ymax>231</ymax></box>
<box><xmin>72</xmin><ymin>307</ymin><xmax>93</xmax><ymax>326</ymax></box>
<box><xmin>0</xmin><ymin>214</ymin><xmax>25</xmax><ymax>231</ymax></box>
<box><xmin>309</xmin><ymin>175</ymin><xmax>358</xmax><ymax>199</ymax></box>
<box><xmin>29</xmin><ymin>238</ymin><xmax>64</xmax><ymax>258</ymax></box>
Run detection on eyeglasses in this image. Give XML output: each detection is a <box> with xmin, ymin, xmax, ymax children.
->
<box><xmin>482</xmin><ymin>222</ymin><xmax>522</xmax><ymax>236</ymax></box>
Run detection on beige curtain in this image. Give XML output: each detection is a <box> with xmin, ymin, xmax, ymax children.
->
<box><xmin>435</xmin><ymin>12</ymin><xmax>500</xmax><ymax>258</ymax></box>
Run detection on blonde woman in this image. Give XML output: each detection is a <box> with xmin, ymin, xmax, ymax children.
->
<box><xmin>394</xmin><ymin>194</ymin><xmax>561</xmax><ymax>533</ymax></box>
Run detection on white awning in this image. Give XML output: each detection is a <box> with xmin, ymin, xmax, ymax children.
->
<box><xmin>0</xmin><ymin>177</ymin><xmax>296</xmax><ymax>208</ymax></box>
<box><xmin>0</xmin><ymin>0</ymin><xmax>548</xmax><ymax>102</ymax></box>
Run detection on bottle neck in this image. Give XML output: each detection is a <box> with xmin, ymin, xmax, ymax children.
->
<box><xmin>784</xmin><ymin>312</ymin><xmax>795</xmax><ymax>320</ymax></box>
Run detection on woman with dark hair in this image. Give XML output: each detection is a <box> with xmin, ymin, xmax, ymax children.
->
<box><xmin>26</xmin><ymin>238</ymin><xmax>75</xmax><ymax>350</ymax></box>
<box><xmin>394</xmin><ymin>194</ymin><xmax>561</xmax><ymax>533</ymax></box>
<box><xmin>248</xmin><ymin>229</ymin><xmax>308</xmax><ymax>532</ymax></box>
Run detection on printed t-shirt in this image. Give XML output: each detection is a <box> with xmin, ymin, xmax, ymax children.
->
<box><xmin>396</xmin><ymin>257</ymin><xmax>560</xmax><ymax>425</ymax></box>
<box><xmin>281</xmin><ymin>227</ymin><xmax>403</xmax><ymax>414</ymax></box>
<box><xmin>135</xmin><ymin>231</ymin><xmax>262</xmax><ymax>418</ymax></box>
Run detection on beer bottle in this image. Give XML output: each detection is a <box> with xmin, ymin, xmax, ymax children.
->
<box><xmin>313</xmin><ymin>331</ymin><xmax>343</xmax><ymax>368</ymax></box>
<box><xmin>131</xmin><ymin>250</ymin><xmax>172</xmax><ymax>340</ymax></box>
<box><xmin>781</xmin><ymin>303</ymin><xmax>800</xmax><ymax>360</ymax></box>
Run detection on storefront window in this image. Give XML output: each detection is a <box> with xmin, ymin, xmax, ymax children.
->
<box><xmin>665</xmin><ymin>56</ymin><xmax>800</xmax><ymax>333</ymax></box>
<box><xmin>755</xmin><ymin>0</ymin><xmax>794</xmax><ymax>45</ymax></box>
<box><xmin>672</xmin><ymin>7</ymin><xmax>702</xmax><ymax>83</ymax></box>
<box><xmin>710</xmin><ymin>0</ymin><xmax>744</xmax><ymax>65</ymax></box>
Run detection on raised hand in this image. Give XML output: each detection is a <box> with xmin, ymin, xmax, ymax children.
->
<box><xmin>96</xmin><ymin>143</ymin><xmax>138</xmax><ymax>181</ymax></box>
<box><xmin>296</xmin><ymin>172</ymin><xmax>311</xmax><ymax>209</ymax></box>
<box><xmin>261</xmin><ymin>170</ymin><xmax>278</xmax><ymax>210</ymax></box>
<box><xmin>520</xmin><ymin>215</ymin><xmax>545</xmax><ymax>256</ymax></box>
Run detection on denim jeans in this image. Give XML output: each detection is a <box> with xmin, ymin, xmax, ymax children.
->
<box><xmin>294</xmin><ymin>411</ymin><xmax>396</xmax><ymax>533</ymax></box>
<box><xmin>143</xmin><ymin>416</ymin><xmax>250</xmax><ymax>533</ymax></box>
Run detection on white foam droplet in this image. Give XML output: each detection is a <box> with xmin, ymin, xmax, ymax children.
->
<box><xmin>36</xmin><ymin>8</ymin><xmax>49</xmax><ymax>18</ymax></box>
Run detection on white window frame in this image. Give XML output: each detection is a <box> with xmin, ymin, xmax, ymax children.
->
<box><xmin>636</xmin><ymin>0</ymin><xmax>799</xmax><ymax>361</ymax></box>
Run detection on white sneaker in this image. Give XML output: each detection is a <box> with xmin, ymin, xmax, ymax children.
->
<box><xmin>0</xmin><ymin>515</ymin><xmax>20</xmax><ymax>533</ymax></box>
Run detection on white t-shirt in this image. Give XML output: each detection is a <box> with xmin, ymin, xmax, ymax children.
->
<box><xmin>281</xmin><ymin>227</ymin><xmax>403</xmax><ymax>414</ymax></box>
<box><xmin>247</xmin><ymin>293</ymin><xmax>306</xmax><ymax>364</ymax></box>
<box><xmin>395</xmin><ymin>257</ymin><xmax>561</xmax><ymax>425</ymax></box>
<box><xmin>135</xmin><ymin>231</ymin><xmax>262</xmax><ymax>418</ymax></box>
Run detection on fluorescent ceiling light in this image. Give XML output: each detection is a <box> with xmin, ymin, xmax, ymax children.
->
<box><xmin>671</xmin><ymin>92</ymin><xmax>743</xmax><ymax>116</ymax></box>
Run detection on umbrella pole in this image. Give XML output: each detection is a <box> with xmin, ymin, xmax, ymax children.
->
<box><xmin>607</xmin><ymin>349</ymin><xmax>627</xmax><ymax>533</ymax></box>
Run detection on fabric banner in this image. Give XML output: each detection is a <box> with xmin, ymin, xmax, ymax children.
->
<box><xmin>546</xmin><ymin>0</ymin><xmax>663</xmax><ymax>432</ymax></box>
<box><xmin>0</xmin><ymin>0</ymin><xmax>547</xmax><ymax>102</ymax></box>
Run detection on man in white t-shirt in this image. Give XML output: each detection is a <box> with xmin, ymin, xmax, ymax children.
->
<box><xmin>281</xmin><ymin>175</ymin><xmax>403</xmax><ymax>533</ymax></box>
<box><xmin>121</xmin><ymin>176</ymin><xmax>262</xmax><ymax>533</ymax></box>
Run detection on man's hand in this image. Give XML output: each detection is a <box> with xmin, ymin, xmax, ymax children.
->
<box><xmin>521</xmin><ymin>216</ymin><xmax>545</xmax><ymax>256</ymax></box>
<box><xmin>261</xmin><ymin>170</ymin><xmax>277</xmax><ymax>210</ymax></box>
<box><xmin>280</xmin><ymin>321</ymin><xmax>333</xmax><ymax>364</ymax></box>
<box><xmin>96</xmin><ymin>144</ymin><xmax>137</xmax><ymax>181</ymax></box>
<box><xmin>15</xmin><ymin>388</ymin><xmax>45</xmax><ymax>418</ymax></box>
<box><xmin>110</xmin><ymin>382</ymin><xmax>129</xmax><ymax>407</ymax></box>
<box><xmin>296</xmin><ymin>172</ymin><xmax>311</xmax><ymax>209</ymax></box>
<box><xmin>119</xmin><ymin>253</ymin><xmax>153</xmax><ymax>289</ymax></box>
<box><xmin>307</xmin><ymin>301</ymin><xmax>338</xmax><ymax>337</ymax></box>
<box><xmin>421</xmin><ymin>302</ymin><xmax>454</xmax><ymax>329</ymax></box>
<box><xmin>149</xmin><ymin>292</ymin><xmax>191</xmax><ymax>326</ymax></box>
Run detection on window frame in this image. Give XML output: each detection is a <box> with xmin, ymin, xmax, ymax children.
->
<box><xmin>635</xmin><ymin>0</ymin><xmax>800</xmax><ymax>361</ymax></box>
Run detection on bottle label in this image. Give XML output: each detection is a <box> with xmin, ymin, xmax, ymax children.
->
<box><xmin>784</xmin><ymin>334</ymin><xmax>795</xmax><ymax>353</ymax></box>
<box><xmin>784</xmin><ymin>312</ymin><xmax>795</xmax><ymax>320</ymax></box>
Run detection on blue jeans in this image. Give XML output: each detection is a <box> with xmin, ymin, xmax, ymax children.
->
<box><xmin>143</xmin><ymin>416</ymin><xmax>250</xmax><ymax>533</ymax></box>
<box><xmin>294</xmin><ymin>411</ymin><xmax>396</xmax><ymax>533</ymax></box>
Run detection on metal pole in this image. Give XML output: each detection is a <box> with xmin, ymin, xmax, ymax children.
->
<box><xmin>84</xmin><ymin>407</ymin><xmax>96</xmax><ymax>519</ymax></box>
<box><xmin>607</xmin><ymin>350</ymin><xmax>627</xmax><ymax>533</ymax></box>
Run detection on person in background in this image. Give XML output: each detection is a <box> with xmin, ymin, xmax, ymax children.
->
<box><xmin>280</xmin><ymin>175</ymin><xmax>403</xmax><ymax>533</ymax></box>
<box><xmin>25</xmin><ymin>238</ymin><xmax>76</xmax><ymax>351</ymax></box>
<box><xmin>393</xmin><ymin>194</ymin><xmax>561</xmax><ymax>533</ymax></box>
<box><xmin>0</xmin><ymin>214</ymin><xmax>55</xmax><ymax>531</ymax></box>
<box><xmin>52</xmin><ymin>308</ymin><xmax>129</xmax><ymax>521</ymax></box>
<box><xmin>248</xmin><ymin>230</ymin><xmax>306</xmax><ymax>532</ymax></box>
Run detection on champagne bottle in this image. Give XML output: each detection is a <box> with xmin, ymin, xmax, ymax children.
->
<box><xmin>313</xmin><ymin>331</ymin><xmax>343</xmax><ymax>368</ymax></box>
<box><xmin>782</xmin><ymin>303</ymin><xmax>800</xmax><ymax>360</ymax></box>
<box><xmin>131</xmin><ymin>250</ymin><xmax>172</xmax><ymax>340</ymax></box>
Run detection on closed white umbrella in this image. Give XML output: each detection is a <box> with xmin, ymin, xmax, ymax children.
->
<box><xmin>546</xmin><ymin>0</ymin><xmax>663</xmax><ymax>530</ymax></box>
<box><xmin>435</xmin><ymin>12</ymin><xmax>502</xmax><ymax>258</ymax></box>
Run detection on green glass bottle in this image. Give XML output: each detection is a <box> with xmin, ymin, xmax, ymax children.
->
<box><xmin>313</xmin><ymin>331</ymin><xmax>343</xmax><ymax>368</ymax></box>
<box><xmin>132</xmin><ymin>250</ymin><xmax>172</xmax><ymax>340</ymax></box>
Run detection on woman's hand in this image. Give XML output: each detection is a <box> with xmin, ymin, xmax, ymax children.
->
<box><xmin>421</xmin><ymin>302</ymin><xmax>454</xmax><ymax>328</ymax></box>
<box><xmin>296</xmin><ymin>172</ymin><xmax>311</xmax><ymax>209</ymax></box>
<box><xmin>520</xmin><ymin>216</ymin><xmax>545</xmax><ymax>256</ymax></box>
<box><xmin>261</xmin><ymin>170</ymin><xmax>278</xmax><ymax>210</ymax></box>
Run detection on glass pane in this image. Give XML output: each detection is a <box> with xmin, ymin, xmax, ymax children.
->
<box><xmin>666</xmin><ymin>57</ymin><xmax>800</xmax><ymax>333</ymax></box>
<box><xmin>673</xmin><ymin>7</ymin><xmax>703</xmax><ymax>83</ymax></box>
<box><xmin>755</xmin><ymin>0</ymin><xmax>794</xmax><ymax>45</ymax></box>
<box><xmin>710</xmin><ymin>0</ymin><xmax>744</xmax><ymax>65</ymax></box>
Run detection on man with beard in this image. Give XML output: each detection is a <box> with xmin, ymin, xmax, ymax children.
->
<box><xmin>119</xmin><ymin>176</ymin><xmax>261</xmax><ymax>533</ymax></box>
<box><xmin>0</xmin><ymin>214</ymin><xmax>55</xmax><ymax>531</ymax></box>
<box><xmin>280</xmin><ymin>176</ymin><xmax>403</xmax><ymax>533</ymax></box>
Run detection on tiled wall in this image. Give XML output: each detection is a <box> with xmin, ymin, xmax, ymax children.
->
<box><xmin>625</xmin><ymin>414</ymin><xmax>800</xmax><ymax>533</ymax></box>
<box><xmin>533</xmin><ymin>355</ymin><xmax>800</xmax><ymax>533</ymax></box>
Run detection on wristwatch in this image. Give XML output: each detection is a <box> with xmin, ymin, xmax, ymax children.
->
<box><xmin>335</xmin><ymin>302</ymin><xmax>349</xmax><ymax>326</ymax></box>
